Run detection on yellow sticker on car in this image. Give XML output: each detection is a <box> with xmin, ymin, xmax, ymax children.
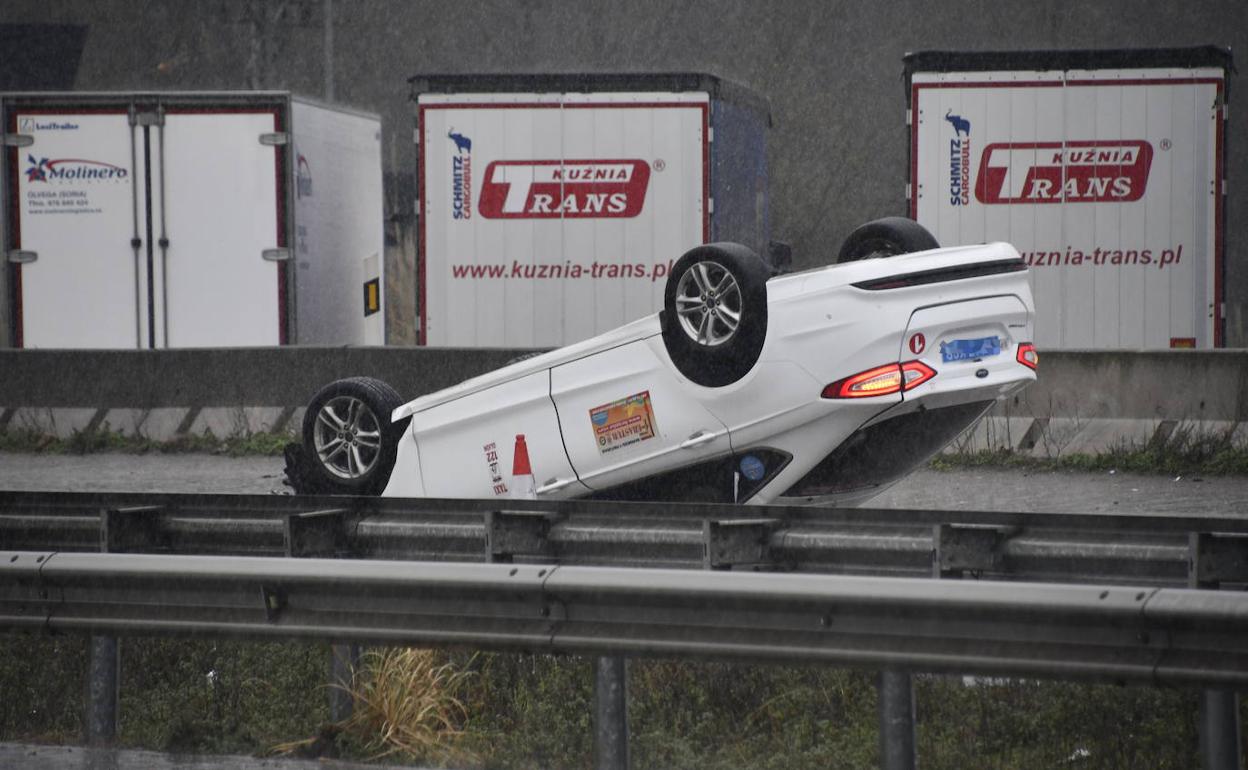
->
<box><xmin>589</xmin><ymin>391</ymin><xmax>657</xmax><ymax>455</ymax></box>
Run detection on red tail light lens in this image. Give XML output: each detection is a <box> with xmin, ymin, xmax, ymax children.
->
<box><xmin>901</xmin><ymin>360</ymin><xmax>937</xmax><ymax>389</ymax></box>
<box><xmin>823</xmin><ymin>364</ymin><xmax>903</xmax><ymax>399</ymax></box>
<box><xmin>1016</xmin><ymin>342</ymin><xmax>1039</xmax><ymax>370</ymax></box>
<box><xmin>823</xmin><ymin>361</ymin><xmax>938</xmax><ymax>399</ymax></box>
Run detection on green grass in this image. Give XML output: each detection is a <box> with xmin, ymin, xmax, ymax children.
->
<box><xmin>1</xmin><ymin>635</ymin><xmax>1223</xmax><ymax>769</ymax></box>
<box><xmin>0</xmin><ymin>426</ymin><xmax>292</xmax><ymax>457</ymax></box>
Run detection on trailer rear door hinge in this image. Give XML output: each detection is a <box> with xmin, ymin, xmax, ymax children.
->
<box><xmin>262</xmin><ymin>248</ymin><xmax>292</xmax><ymax>262</ymax></box>
<box><xmin>707</xmin><ymin>197</ymin><xmax>714</xmax><ymax>215</ymax></box>
<box><xmin>7</xmin><ymin>250</ymin><xmax>37</xmax><ymax>264</ymax></box>
<box><xmin>3</xmin><ymin>134</ymin><xmax>33</xmax><ymax>147</ymax></box>
<box><xmin>905</xmin><ymin>182</ymin><xmax>913</xmax><ymax>200</ymax></box>
<box><xmin>707</xmin><ymin>126</ymin><xmax>714</xmax><ymax>144</ymax></box>
<box><xmin>260</xmin><ymin>132</ymin><xmax>289</xmax><ymax>146</ymax></box>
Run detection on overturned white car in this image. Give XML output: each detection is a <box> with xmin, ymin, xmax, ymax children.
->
<box><xmin>286</xmin><ymin>218</ymin><xmax>1037</xmax><ymax>506</ymax></box>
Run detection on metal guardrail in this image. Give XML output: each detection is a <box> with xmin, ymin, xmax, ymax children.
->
<box><xmin>2</xmin><ymin>490</ymin><xmax>1245</xmax><ymax>769</ymax></box>
<box><xmin>2</xmin><ymin>491</ymin><xmax>1247</xmax><ymax>587</ymax></box>
<box><xmin>4</xmin><ymin>550</ymin><xmax>1247</xmax><ymax>686</ymax></box>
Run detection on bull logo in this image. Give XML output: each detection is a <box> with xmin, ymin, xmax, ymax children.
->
<box><xmin>945</xmin><ymin>110</ymin><xmax>971</xmax><ymax>137</ymax></box>
<box><xmin>448</xmin><ymin>129</ymin><xmax>471</xmax><ymax>154</ymax></box>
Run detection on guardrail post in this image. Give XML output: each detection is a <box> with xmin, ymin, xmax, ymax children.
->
<box><xmin>87</xmin><ymin>506</ymin><xmax>159</xmax><ymax>745</ymax></box>
<box><xmin>877</xmin><ymin>668</ymin><xmax>917</xmax><ymax>770</ymax></box>
<box><xmin>329</xmin><ymin>643</ymin><xmax>360</xmax><ymax>722</ymax></box>
<box><xmin>1200</xmin><ymin>689</ymin><xmax>1243</xmax><ymax>770</ymax></box>
<box><xmin>1191</xmin><ymin>534</ymin><xmax>1246</xmax><ymax>770</ymax></box>
<box><xmin>85</xmin><ymin>635</ymin><xmax>119</xmax><ymax>746</ymax></box>
<box><xmin>285</xmin><ymin>509</ymin><xmax>359</xmax><ymax>722</ymax></box>
<box><xmin>594</xmin><ymin>655</ymin><xmax>629</xmax><ymax>770</ymax></box>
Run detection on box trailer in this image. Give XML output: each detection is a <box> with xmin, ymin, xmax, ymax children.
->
<box><xmin>905</xmin><ymin>47</ymin><xmax>1231</xmax><ymax>349</ymax></box>
<box><xmin>1</xmin><ymin>91</ymin><xmax>384</xmax><ymax>349</ymax></box>
<box><xmin>411</xmin><ymin>73</ymin><xmax>771</xmax><ymax>347</ymax></box>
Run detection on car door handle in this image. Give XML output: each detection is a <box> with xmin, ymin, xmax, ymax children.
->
<box><xmin>536</xmin><ymin>477</ymin><xmax>577</xmax><ymax>495</ymax></box>
<box><xmin>680</xmin><ymin>430</ymin><xmax>719</xmax><ymax>449</ymax></box>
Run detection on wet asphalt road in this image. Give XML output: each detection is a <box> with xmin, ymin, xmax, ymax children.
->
<box><xmin>1</xmin><ymin>451</ymin><xmax>1247</xmax><ymax>515</ymax></box>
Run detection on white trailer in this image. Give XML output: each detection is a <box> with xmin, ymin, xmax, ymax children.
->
<box><xmin>0</xmin><ymin>92</ymin><xmax>384</xmax><ymax>349</ymax></box>
<box><xmin>905</xmin><ymin>47</ymin><xmax>1231</xmax><ymax>349</ymax></box>
<box><xmin>411</xmin><ymin>73</ymin><xmax>771</xmax><ymax>348</ymax></box>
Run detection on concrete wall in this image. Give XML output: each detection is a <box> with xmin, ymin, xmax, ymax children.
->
<box><xmin>1</xmin><ymin>1</ymin><xmax>1244</xmax><ymax>344</ymax></box>
<box><xmin>0</xmin><ymin>346</ymin><xmax>524</xmax><ymax>407</ymax></box>
<box><xmin>1018</xmin><ymin>350</ymin><xmax>1248</xmax><ymax>422</ymax></box>
<box><xmin>3</xmin><ymin>347</ymin><xmax>1247</xmax><ymax>456</ymax></box>
<box><xmin>0</xmin><ymin>346</ymin><xmax>528</xmax><ymax>440</ymax></box>
<box><xmin>974</xmin><ymin>350</ymin><xmax>1248</xmax><ymax>456</ymax></box>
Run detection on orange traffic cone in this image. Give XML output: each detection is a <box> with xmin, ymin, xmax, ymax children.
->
<box><xmin>511</xmin><ymin>434</ymin><xmax>536</xmax><ymax>499</ymax></box>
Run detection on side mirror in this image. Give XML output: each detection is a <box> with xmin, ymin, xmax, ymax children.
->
<box><xmin>767</xmin><ymin>240</ymin><xmax>793</xmax><ymax>274</ymax></box>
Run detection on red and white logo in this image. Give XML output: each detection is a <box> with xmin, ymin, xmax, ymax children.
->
<box><xmin>478</xmin><ymin>160</ymin><xmax>650</xmax><ymax>219</ymax></box>
<box><xmin>909</xmin><ymin>333</ymin><xmax>926</xmax><ymax>355</ymax></box>
<box><xmin>975</xmin><ymin>141</ymin><xmax>1153</xmax><ymax>204</ymax></box>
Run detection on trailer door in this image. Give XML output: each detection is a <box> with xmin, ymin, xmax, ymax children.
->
<box><xmin>909</xmin><ymin>64</ymin><xmax>1226</xmax><ymax>349</ymax></box>
<box><xmin>6</xmin><ymin>103</ymin><xmax>288</xmax><ymax>349</ymax></box>
<box><xmin>418</xmin><ymin>92</ymin><xmax>709</xmax><ymax>348</ymax></box>
<box><xmin>156</xmin><ymin>110</ymin><xmax>285</xmax><ymax>347</ymax></box>
<box><xmin>9</xmin><ymin>111</ymin><xmax>140</xmax><ymax>348</ymax></box>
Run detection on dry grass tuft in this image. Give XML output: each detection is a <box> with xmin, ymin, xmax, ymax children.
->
<box><xmin>271</xmin><ymin>647</ymin><xmax>475</xmax><ymax>764</ymax></box>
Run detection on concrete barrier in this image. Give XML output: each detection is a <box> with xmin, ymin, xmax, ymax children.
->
<box><xmin>2</xmin><ymin>347</ymin><xmax>1246</xmax><ymax>452</ymax></box>
<box><xmin>970</xmin><ymin>350</ymin><xmax>1248</xmax><ymax>455</ymax></box>
<box><xmin>0</xmin><ymin>346</ymin><xmax>531</xmax><ymax>441</ymax></box>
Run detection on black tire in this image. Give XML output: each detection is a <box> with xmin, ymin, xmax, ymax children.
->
<box><xmin>837</xmin><ymin>217</ymin><xmax>939</xmax><ymax>263</ymax></box>
<box><xmin>661</xmin><ymin>242</ymin><xmax>769</xmax><ymax>387</ymax></box>
<box><xmin>299</xmin><ymin>376</ymin><xmax>406</xmax><ymax>495</ymax></box>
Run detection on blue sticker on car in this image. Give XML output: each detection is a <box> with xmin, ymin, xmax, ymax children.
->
<box><xmin>940</xmin><ymin>336</ymin><xmax>1001</xmax><ymax>363</ymax></box>
<box><xmin>739</xmin><ymin>454</ymin><xmax>766</xmax><ymax>481</ymax></box>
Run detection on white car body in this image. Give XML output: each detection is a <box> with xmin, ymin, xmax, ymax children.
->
<box><xmin>383</xmin><ymin>242</ymin><xmax>1036</xmax><ymax>506</ymax></box>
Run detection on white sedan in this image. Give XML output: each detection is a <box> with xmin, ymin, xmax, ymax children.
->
<box><xmin>286</xmin><ymin>218</ymin><xmax>1037</xmax><ymax>506</ymax></box>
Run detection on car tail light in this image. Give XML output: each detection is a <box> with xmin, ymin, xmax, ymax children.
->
<box><xmin>1016</xmin><ymin>342</ymin><xmax>1039</xmax><ymax>370</ymax></box>
<box><xmin>901</xmin><ymin>360</ymin><xmax>937</xmax><ymax>389</ymax></box>
<box><xmin>823</xmin><ymin>361</ymin><xmax>937</xmax><ymax>399</ymax></box>
<box><xmin>823</xmin><ymin>364</ymin><xmax>902</xmax><ymax>399</ymax></box>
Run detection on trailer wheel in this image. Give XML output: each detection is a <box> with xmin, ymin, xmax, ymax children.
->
<box><xmin>662</xmin><ymin>242</ymin><xmax>769</xmax><ymax>387</ymax></box>
<box><xmin>837</xmin><ymin>217</ymin><xmax>939</xmax><ymax>262</ymax></box>
<box><xmin>299</xmin><ymin>377</ymin><xmax>405</xmax><ymax>495</ymax></box>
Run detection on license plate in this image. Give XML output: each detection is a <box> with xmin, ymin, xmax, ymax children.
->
<box><xmin>940</xmin><ymin>336</ymin><xmax>1001</xmax><ymax>363</ymax></box>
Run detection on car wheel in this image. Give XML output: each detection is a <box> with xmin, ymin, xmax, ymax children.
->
<box><xmin>837</xmin><ymin>217</ymin><xmax>939</xmax><ymax>262</ymax></box>
<box><xmin>662</xmin><ymin>242</ymin><xmax>769</xmax><ymax>387</ymax></box>
<box><xmin>300</xmin><ymin>376</ymin><xmax>405</xmax><ymax>495</ymax></box>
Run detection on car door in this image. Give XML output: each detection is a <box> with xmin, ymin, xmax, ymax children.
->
<box><xmin>409</xmin><ymin>369</ymin><xmax>587</xmax><ymax>500</ymax></box>
<box><xmin>550</xmin><ymin>336</ymin><xmax>732</xmax><ymax>493</ymax></box>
